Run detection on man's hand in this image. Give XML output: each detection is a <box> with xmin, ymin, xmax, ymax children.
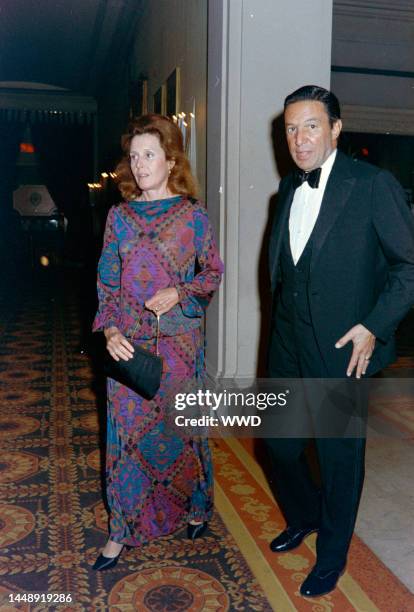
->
<box><xmin>104</xmin><ymin>327</ymin><xmax>134</xmax><ymax>361</ymax></box>
<box><xmin>335</xmin><ymin>324</ymin><xmax>376</xmax><ymax>378</ymax></box>
<box><xmin>145</xmin><ymin>287</ymin><xmax>179</xmax><ymax>316</ymax></box>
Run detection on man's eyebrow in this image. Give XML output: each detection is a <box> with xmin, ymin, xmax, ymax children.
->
<box><xmin>285</xmin><ymin>117</ymin><xmax>321</xmax><ymax>125</ymax></box>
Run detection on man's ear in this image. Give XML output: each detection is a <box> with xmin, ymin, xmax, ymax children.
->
<box><xmin>332</xmin><ymin>119</ymin><xmax>342</xmax><ymax>141</ymax></box>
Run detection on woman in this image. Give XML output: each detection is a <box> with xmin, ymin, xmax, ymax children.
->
<box><xmin>92</xmin><ymin>114</ymin><xmax>223</xmax><ymax>570</ymax></box>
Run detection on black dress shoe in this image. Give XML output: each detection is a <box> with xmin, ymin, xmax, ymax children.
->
<box><xmin>269</xmin><ymin>525</ymin><xmax>318</xmax><ymax>553</ymax></box>
<box><xmin>187</xmin><ymin>521</ymin><xmax>208</xmax><ymax>541</ymax></box>
<box><xmin>92</xmin><ymin>548</ymin><xmax>123</xmax><ymax>571</ymax></box>
<box><xmin>300</xmin><ymin>567</ymin><xmax>344</xmax><ymax>597</ymax></box>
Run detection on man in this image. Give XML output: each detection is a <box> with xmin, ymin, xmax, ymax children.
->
<box><xmin>267</xmin><ymin>85</ymin><xmax>414</xmax><ymax>597</ymax></box>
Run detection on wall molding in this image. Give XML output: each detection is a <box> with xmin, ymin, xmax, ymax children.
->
<box><xmin>332</xmin><ymin>66</ymin><xmax>414</xmax><ymax>79</ymax></box>
<box><xmin>0</xmin><ymin>87</ymin><xmax>97</xmax><ymax>113</ymax></box>
<box><xmin>342</xmin><ymin>104</ymin><xmax>414</xmax><ymax>135</ymax></box>
<box><xmin>334</xmin><ymin>0</ymin><xmax>414</xmax><ymax>23</ymax></box>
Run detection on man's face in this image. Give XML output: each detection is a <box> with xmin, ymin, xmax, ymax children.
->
<box><xmin>284</xmin><ymin>100</ymin><xmax>342</xmax><ymax>171</ymax></box>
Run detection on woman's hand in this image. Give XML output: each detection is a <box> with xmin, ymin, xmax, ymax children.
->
<box><xmin>104</xmin><ymin>326</ymin><xmax>134</xmax><ymax>361</ymax></box>
<box><xmin>145</xmin><ymin>287</ymin><xmax>179</xmax><ymax>316</ymax></box>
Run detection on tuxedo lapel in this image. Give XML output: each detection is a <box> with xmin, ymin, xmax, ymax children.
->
<box><xmin>270</xmin><ymin>177</ymin><xmax>295</xmax><ymax>291</ymax></box>
<box><xmin>310</xmin><ymin>151</ymin><xmax>356</xmax><ymax>273</ymax></box>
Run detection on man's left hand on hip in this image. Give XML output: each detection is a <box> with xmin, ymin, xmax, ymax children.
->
<box><xmin>335</xmin><ymin>324</ymin><xmax>376</xmax><ymax>378</ymax></box>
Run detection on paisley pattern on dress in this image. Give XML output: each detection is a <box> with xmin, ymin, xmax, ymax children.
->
<box><xmin>93</xmin><ymin>196</ymin><xmax>224</xmax><ymax>545</ymax></box>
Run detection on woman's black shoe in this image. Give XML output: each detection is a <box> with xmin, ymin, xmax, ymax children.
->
<box><xmin>92</xmin><ymin>549</ymin><xmax>123</xmax><ymax>571</ymax></box>
<box><xmin>187</xmin><ymin>521</ymin><xmax>208</xmax><ymax>541</ymax></box>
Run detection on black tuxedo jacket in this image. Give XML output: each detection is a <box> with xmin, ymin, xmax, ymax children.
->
<box><xmin>269</xmin><ymin>150</ymin><xmax>414</xmax><ymax>376</ymax></box>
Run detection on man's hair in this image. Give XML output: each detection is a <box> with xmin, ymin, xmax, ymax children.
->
<box><xmin>284</xmin><ymin>85</ymin><xmax>341</xmax><ymax>126</ymax></box>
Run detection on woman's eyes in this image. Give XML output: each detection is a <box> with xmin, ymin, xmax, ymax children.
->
<box><xmin>130</xmin><ymin>152</ymin><xmax>155</xmax><ymax>161</ymax></box>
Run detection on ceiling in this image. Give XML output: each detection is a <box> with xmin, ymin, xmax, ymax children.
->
<box><xmin>0</xmin><ymin>0</ymin><xmax>142</xmax><ymax>97</ymax></box>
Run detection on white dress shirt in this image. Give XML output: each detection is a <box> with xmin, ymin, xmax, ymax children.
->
<box><xmin>289</xmin><ymin>149</ymin><xmax>337</xmax><ymax>264</ymax></box>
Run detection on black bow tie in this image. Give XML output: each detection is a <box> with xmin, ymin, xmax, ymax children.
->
<box><xmin>293</xmin><ymin>167</ymin><xmax>322</xmax><ymax>189</ymax></box>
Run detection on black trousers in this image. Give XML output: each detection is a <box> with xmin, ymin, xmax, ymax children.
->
<box><xmin>266</xmin><ymin>312</ymin><xmax>366</xmax><ymax>572</ymax></box>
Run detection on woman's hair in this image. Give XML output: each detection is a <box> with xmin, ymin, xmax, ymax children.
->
<box><xmin>115</xmin><ymin>113</ymin><xmax>198</xmax><ymax>201</ymax></box>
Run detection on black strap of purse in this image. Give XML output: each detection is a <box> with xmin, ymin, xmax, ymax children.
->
<box><xmin>130</xmin><ymin>313</ymin><xmax>160</xmax><ymax>356</ymax></box>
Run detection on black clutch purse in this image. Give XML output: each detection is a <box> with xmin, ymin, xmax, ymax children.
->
<box><xmin>103</xmin><ymin>315</ymin><xmax>163</xmax><ymax>400</ymax></box>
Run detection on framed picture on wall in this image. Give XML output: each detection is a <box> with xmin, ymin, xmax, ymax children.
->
<box><xmin>166</xmin><ymin>67</ymin><xmax>181</xmax><ymax>117</ymax></box>
<box><xmin>129</xmin><ymin>79</ymin><xmax>148</xmax><ymax>118</ymax></box>
<box><xmin>153</xmin><ymin>84</ymin><xmax>166</xmax><ymax>114</ymax></box>
<box><xmin>141</xmin><ymin>80</ymin><xmax>148</xmax><ymax>114</ymax></box>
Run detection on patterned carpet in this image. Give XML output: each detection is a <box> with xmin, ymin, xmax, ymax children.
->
<box><xmin>0</xmin><ymin>274</ymin><xmax>271</xmax><ymax>611</ymax></box>
<box><xmin>0</xmin><ymin>271</ymin><xmax>413</xmax><ymax>611</ymax></box>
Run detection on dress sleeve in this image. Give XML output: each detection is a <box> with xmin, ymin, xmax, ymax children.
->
<box><xmin>176</xmin><ymin>206</ymin><xmax>224</xmax><ymax>317</ymax></box>
<box><xmin>92</xmin><ymin>207</ymin><xmax>122</xmax><ymax>331</ymax></box>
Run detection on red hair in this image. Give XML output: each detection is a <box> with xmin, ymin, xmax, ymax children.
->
<box><xmin>115</xmin><ymin>113</ymin><xmax>198</xmax><ymax>201</ymax></box>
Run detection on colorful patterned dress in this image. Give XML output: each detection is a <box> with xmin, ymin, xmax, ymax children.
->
<box><xmin>93</xmin><ymin>196</ymin><xmax>223</xmax><ymax>546</ymax></box>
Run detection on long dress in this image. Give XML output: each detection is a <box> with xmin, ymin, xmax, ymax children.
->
<box><xmin>93</xmin><ymin>195</ymin><xmax>223</xmax><ymax>546</ymax></box>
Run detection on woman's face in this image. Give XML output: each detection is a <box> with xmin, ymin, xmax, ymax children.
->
<box><xmin>129</xmin><ymin>133</ymin><xmax>174</xmax><ymax>196</ymax></box>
